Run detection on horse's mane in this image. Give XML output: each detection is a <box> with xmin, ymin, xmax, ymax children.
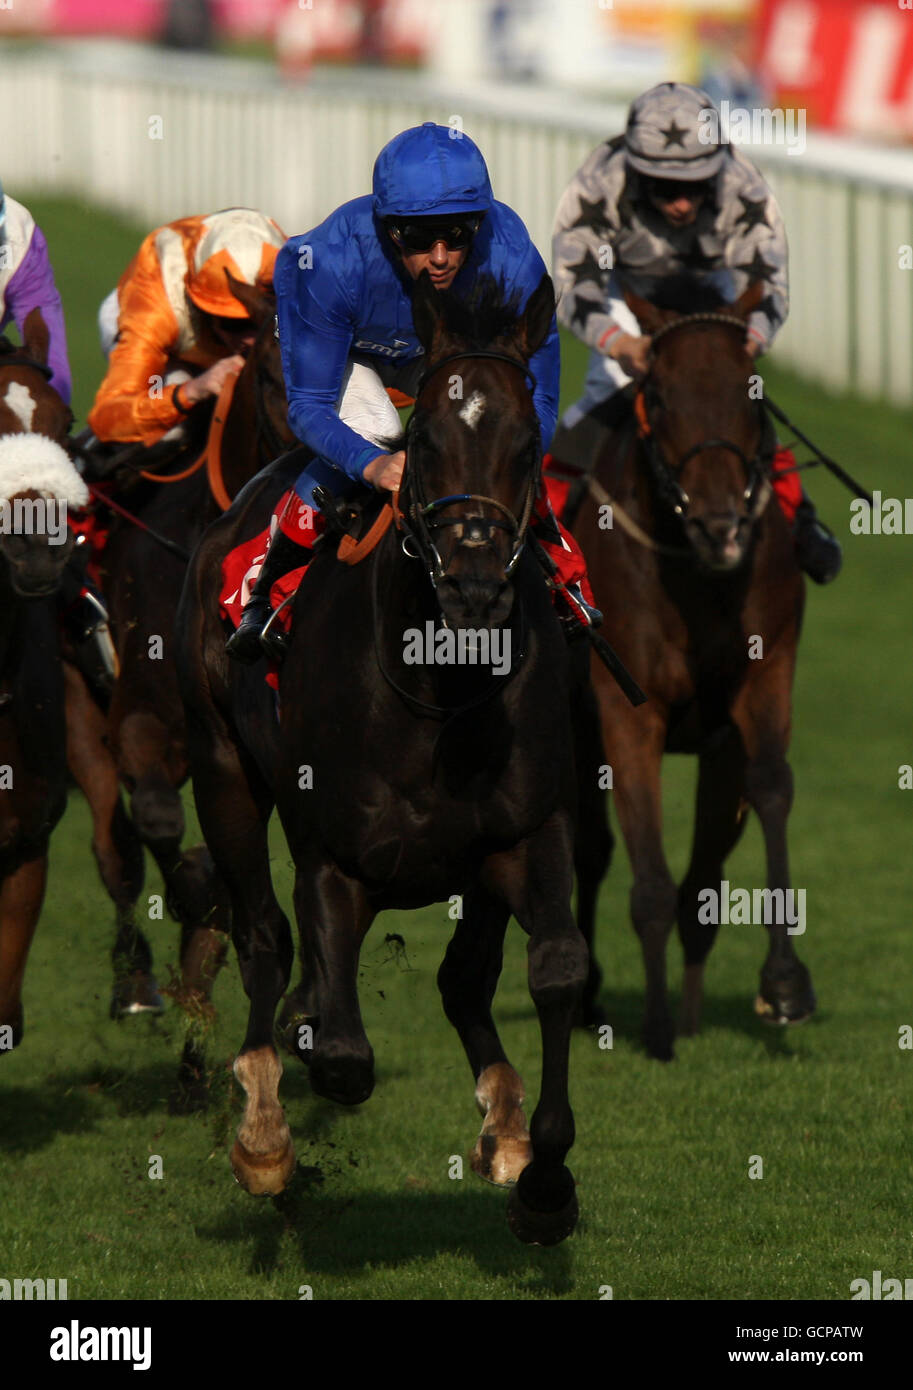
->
<box><xmin>432</xmin><ymin>274</ymin><xmax>524</xmax><ymax>350</ymax></box>
<box><xmin>648</xmin><ymin>275</ymin><xmax>729</xmax><ymax>316</ymax></box>
<box><xmin>383</xmin><ymin>274</ymin><xmax>528</xmax><ymax>455</ymax></box>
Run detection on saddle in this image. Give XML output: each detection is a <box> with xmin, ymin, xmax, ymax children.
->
<box><xmin>311</xmin><ymin>484</ymin><xmax>394</xmax><ymax>565</ymax></box>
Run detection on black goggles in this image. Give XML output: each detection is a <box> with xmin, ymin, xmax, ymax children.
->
<box><xmin>387</xmin><ymin>216</ymin><xmax>482</xmax><ymax>253</ymax></box>
<box><xmin>643</xmin><ymin>177</ymin><xmax>714</xmax><ymax>203</ymax></box>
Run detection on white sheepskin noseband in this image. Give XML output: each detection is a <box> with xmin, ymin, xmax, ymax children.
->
<box><xmin>0</xmin><ymin>432</ymin><xmax>89</xmax><ymax>508</ymax></box>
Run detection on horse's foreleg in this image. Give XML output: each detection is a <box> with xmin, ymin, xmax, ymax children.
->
<box><xmin>677</xmin><ymin>726</ymin><xmax>749</xmax><ymax>1036</ymax></box>
<box><xmin>0</xmin><ymin>854</ymin><xmax>48</xmax><ymax>1049</ymax></box>
<box><xmin>483</xmin><ymin>815</ymin><xmax>588</xmax><ymax>1245</ymax></box>
<box><xmin>115</xmin><ymin>705</ymin><xmax>230</xmax><ymax>1098</ymax></box>
<box><xmin>63</xmin><ymin>664</ymin><xmax>156</xmax><ymax>1016</ymax></box>
<box><xmin>606</xmin><ymin>711</ymin><xmax>677</xmax><ymax>1060</ymax></box>
<box><xmin>290</xmin><ymin>850</ymin><xmax>375</xmax><ymax>1107</ymax></box>
<box><xmin>572</xmin><ymin>676</ymin><xmax>613</xmax><ymax>1028</ymax></box>
<box><xmin>188</xmin><ymin>709</ymin><xmax>294</xmax><ymax>1191</ymax></box>
<box><xmin>148</xmin><ymin>837</ymin><xmax>231</xmax><ymax>1111</ymax></box>
<box><xmin>734</xmin><ymin>669</ymin><xmax>816</xmax><ymax>1026</ymax></box>
<box><xmin>438</xmin><ymin>885</ymin><xmax>531</xmax><ymax>1186</ymax></box>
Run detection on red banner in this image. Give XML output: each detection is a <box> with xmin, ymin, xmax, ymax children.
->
<box><xmin>758</xmin><ymin>0</ymin><xmax>913</xmax><ymax>139</ymax></box>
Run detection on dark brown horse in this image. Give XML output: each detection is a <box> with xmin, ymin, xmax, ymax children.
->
<box><xmin>0</xmin><ymin>313</ymin><xmax>82</xmax><ymax>1050</ymax></box>
<box><xmin>176</xmin><ymin>273</ymin><xmax>590</xmax><ymax>1244</ymax></box>
<box><xmin>571</xmin><ymin>280</ymin><xmax>815</xmax><ymax>1061</ymax></box>
<box><xmin>68</xmin><ymin>274</ymin><xmax>295</xmax><ymax>1104</ymax></box>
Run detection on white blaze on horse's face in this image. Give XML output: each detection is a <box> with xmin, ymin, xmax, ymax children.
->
<box><xmin>459</xmin><ymin>390</ymin><xmax>486</xmax><ymax>431</ymax></box>
<box><xmin>3</xmin><ymin>382</ymin><xmax>37</xmax><ymax>432</ymax></box>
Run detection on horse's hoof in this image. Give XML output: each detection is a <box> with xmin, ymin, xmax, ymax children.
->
<box><xmin>230</xmin><ymin>1138</ymin><xmax>296</xmax><ymax>1196</ymax></box>
<box><xmin>643</xmin><ymin>1021</ymin><xmax>676</xmax><ymax>1062</ymax></box>
<box><xmin>110</xmin><ymin>971</ymin><xmax>165</xmax><ymax>1019</ymax></box>
<box><xmin>310</xmin><ymin>1053</ymin><xmax>374</xmax><ymax>1106</ymax></box>
<box><xmin>507</xmin><ymin>1175</ymin><xmax>579</xmax><ymax>1246</ymax></box>
<box><xmin>471</xmin><ymin>1133</ymin><xmax>533</xmax><ymax>1187</ymax></box>
<box><xmin>755</xmin><ymin>966</ymin><xmax>817</xmax><ymax>1026</ymax></box>
<box><xmin>754</xmin><ymin>992</ymin><xmax>816</xmax><ymax>1026</ymax></box>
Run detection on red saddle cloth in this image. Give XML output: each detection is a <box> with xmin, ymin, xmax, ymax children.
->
<box><xmin>220</xmin><ymin>526</ymin><xmax>309</xmax><ymax>691</ymax></box>
<box><xmin>67</xmin><ymin>505</ymin><xmax>109</xmax><ymax>589</ymax></box>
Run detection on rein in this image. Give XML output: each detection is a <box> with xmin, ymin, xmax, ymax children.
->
<box><xmin>94</xmin><ymin>339</ymin><xmax>285</xmax><ymax>559</ymax></box>
<box><xmin>138</xmin><ymin>368</ymin><xmax>239</xmax><ymax>510</ymax></box>
<box><xmin>371</xmin><ymin>522</ymin><xmax>528</xmax><ymax>722</ymax></box>
<box><xmin>86</xmin><ymin>484</ymin><xmax>191</xmax><ymax>562</ymax></box>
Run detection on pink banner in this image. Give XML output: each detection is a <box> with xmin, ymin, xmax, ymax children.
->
<box><xmin>18</xmin><ymin>0</ymin><xmax>289</xmax><ymax>38</ymax></box>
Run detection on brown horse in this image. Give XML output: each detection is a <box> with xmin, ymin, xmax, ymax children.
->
<box><xmin>0</xmin><ymin>312</ymin><xmax>83</xmax><ymax>1050</ymax></box>
<box><xmin>570</xmin><ymin>280</ymin><xmax>815</xmax><ymax>1061</ymax></box>
<box><xmin>68</xmin><ymin>274</ymin><xmax>295</xmax><ymax>1105</ymax></box>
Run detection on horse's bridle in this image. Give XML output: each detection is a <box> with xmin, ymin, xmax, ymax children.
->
<box><xmin>399</xmin><ymin>349</ymin><xmax>541</xmax><ymax>588</ymax></box>
<box><xmin>637</xmin><ymin>312</ymin><xmax>775</xmax><ymax>523</ymax></box>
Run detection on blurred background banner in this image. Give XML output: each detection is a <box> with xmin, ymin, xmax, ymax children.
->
<box><xmin>6</xmin><ymin>1</ymin><xmax>287</xmax><ymax>37</ymax></box>
<box><xmin>1</xmin><ymin>0</ymin><xmax>912</xmax><ymax>402</ymax></box>
<box><xmin>758</xmin><ymin>0</ymin><xmax>913</xmax><ymax>141</ymax></box>
<box><xmin>2</xmin><ymin>0</ymin><xmax>428</xmax><ymax>60</ymax></box>
<box><xmin>4</xmin><ymin>0</ymin><xmax>913</xmax><ymax>132</ymax></box>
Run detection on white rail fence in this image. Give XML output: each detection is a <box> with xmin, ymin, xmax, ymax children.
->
<box><xmin>3</xmin><ymin>41</ymin><xmax>913</xmax><ymax>405</ymax></box>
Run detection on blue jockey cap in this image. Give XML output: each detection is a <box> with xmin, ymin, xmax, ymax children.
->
<box><xmin>372</xmin><ymin>123</ymin><xmax>494</xmax><ymax>220</ymax></box>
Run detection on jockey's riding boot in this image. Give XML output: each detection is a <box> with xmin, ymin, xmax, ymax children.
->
<box><xmin>556</xmin><ymin>581</ymin><xmax>603</xmax><ymax>640</ymax></box>
<box><xmin>225</xmin><ymin>528</ymin><xmax>313</xmax><ymax>665</ymax></box>
<box><xmin>793</xmin><ymin>495</ymin><xmax>842</xmax><ymax>585</ymax></box>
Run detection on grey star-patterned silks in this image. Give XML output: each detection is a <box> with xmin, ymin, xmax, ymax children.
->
<box><xmin>735</xmin><ymin>194</ymin><xmax>770</xmax><ymax>234</ymax></box>
<box><xmin>736</xmin><ymin>247</ymin><xmax>777</xmax><ymax>282</ymax></box>
<box><xmin>552</xmin><ymin>140</ymin><xmax>789</xmax><ymax>358</ymax></box>
<box><xmin>569</xmin><ymin>195</ymin><xmax>608</xmax><ymax>233</ymax></box>
<box><xmin>678</xmin><ymin>238</ymin><xmax>719</xmax><ymax>272</ymax></box>
<box><xmin>758</xmin><ymin>293</ymin><xmax>779</xmax><ymax>322</ymax></box>
<box><xmin>660</xmin><ymin>119</ymin><xmax>689</xmax><ymax>149</ymax></box>
<box><xmin>566</xmin><ymin>247</ymin><xmax>605</xmax><ymax>288</ymax></box>
<box><xmin>571</xmin><ymin>297</ymin><xmax>604</xmax><ymax>333</ymax></box>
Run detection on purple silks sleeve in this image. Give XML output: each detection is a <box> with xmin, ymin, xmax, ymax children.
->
<box><xmin>3</xmin><ymin>224</ymin><xmax>73</xmax><ymax>405</ymax></box>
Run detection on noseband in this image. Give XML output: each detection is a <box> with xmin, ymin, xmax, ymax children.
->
<box><xmin>637</xmin><ymin>312</ymin><xmax>774</xmax><ymax>522</ymax></box>
<box><xmin>400</xmin><ymin>349</ymin><xmax>540</xmax><ymax>587</ymax></box>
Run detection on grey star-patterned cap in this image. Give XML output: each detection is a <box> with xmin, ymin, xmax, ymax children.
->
<box><xmin>624</xmin><ymin>82</ymin><xmax>725</xmax><ymax>181</ymax></box>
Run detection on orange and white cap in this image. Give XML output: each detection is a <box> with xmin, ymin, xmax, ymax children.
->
<box><xmin>186</xmin><ymin>208</ymin><xmax>286</xmax><ymax>317</ymax></box>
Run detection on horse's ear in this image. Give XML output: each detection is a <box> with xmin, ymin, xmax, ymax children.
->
<box><xmin>623</xmin><ymin>288</ymin><xmax>669</xmax><ymax>336</ymax></box>
<box><xmin>22</xmin><ymin>307</ymin><xmax>49</xmax><ymax>366</ymax></box>
<box><xmin>224</xmin><ymin>269</ymin><xmax>274</xmax><ymax>324</ymax></box>
<box><xmin>517</xmin><ymin>273</ymin><xmax>555</xmax><ymax>360</ymax></box>
<box><xmin>732</xmin><ymin>280</ymin><xmax>764</xmax><ymax>320</ymax></box>
<box><xmin>411</xmin><ymin>269</ymin><xmax>444</xmax><ymax>355</ymax></box>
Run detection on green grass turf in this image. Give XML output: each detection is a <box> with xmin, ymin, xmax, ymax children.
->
<box><xmin>0</xmin><ymin>197</ymin><xmax>910</xmax><ymax>1300</ymax></box>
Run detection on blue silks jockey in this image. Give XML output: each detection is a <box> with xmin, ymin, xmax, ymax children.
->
<box><xmin>227</xmin><ymin>122</ymin><xmax>599</xmax><ymax>663</ymax></box>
